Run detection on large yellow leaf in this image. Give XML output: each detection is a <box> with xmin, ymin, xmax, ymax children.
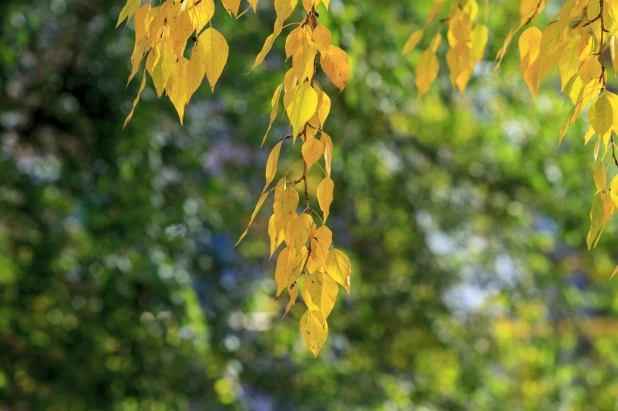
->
<box><xmin>300</xmin><ymin>310</ymin><xmax>328</xmax><ymax>357</ymax></box>
<box><xmin>325</xmin><ymin>248</ymin><xmax>351</xmax><ymax>293</ymax></box>
<box><xmin>589</xmin><ymin>93</ymin><xmax>614</xmax><ymax>138</ymax></box>
<box><xmin>302</xmin><ymin>271</ymin><xmax>338</xmax><ymax>318</ymax></box>
<box><xmin>167</xmin><ymin>58</ymin><xmax>189</xmax><ymax>124</ymax></box>
<box><xmin>199</xmin><ymin>27</ymin><xmax>229</xmax><ymax>91</ymax></box>
<box><xmin>286</xmin><ymin>81</ymin><xmax>318</xmax><ymax>139</ymax></box>
<box><xmin>188</xmin><ymin>0</ymin><xmax>215</xmax><ymax>32</ymax></box>
<box><xmin>274</xmin><ymin>180</ymin><xmax>300</xmax><ymax>234</ymax></box>
<box><xmin>320</xmin><ymin>45</ymin><xmax>350</xmax><ymax>92</ymax></box>
<box><xmin>518</xmin><ymin>26</ymin><xmax>542</xmax><ymax>99</ymax></box>
<box><xmin>317</xmin><ymin>176</ymin><xmax>334</xmax><ymax>222</ymax></box>
<box><xmin>286</xmin><ymin>213</ymin><xmax>315</xmax><ymax>251</ymax></box>
<box><xmin>416</xmin><ymin>48</ymin><xmax>438</xmax><ymax>98</ymax></box>
<box><xmin>274</xmin><ymin>0</ymin><xmax>298</xmax><ymax>31</ymax></box>
<box><xmin>302</xmin><ymin>137</ymin><xmax>324</xmax><ymax>171</ymax></box>
<box><xmin>313</xmin><ymin>24</ymin><xmax>332</xmax><ymax>55</ymax></box>
<box><xmin>538</xmin><ymin>22</ymin><xmax>567</xmax><ymax>77</ymax></box>
<box><xmin>147</xmin><ymin>41</ymin><xmax>176</xmax><ymax>98</ymax></box>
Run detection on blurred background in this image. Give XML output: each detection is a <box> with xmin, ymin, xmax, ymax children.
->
<box><xmin>2</xmin><ymin>0</ymin><xmax>618</xmax><ymax>409</ymax></box>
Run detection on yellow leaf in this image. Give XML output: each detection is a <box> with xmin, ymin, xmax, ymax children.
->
<box><xmin>262</xmin><ymin>85</ymin><xmax>283</xmax><ymax>146</ymax></box>
<box><xmin>285</xmin><ymin>282</ymin><xmax>299</xmax><ymax>315</ymax></box>
<box><xmin>285</xmin><ymin>27</ymin><xmax>304</xmax><ymax>59</ymax></box>
<box><xmin>286</xmin><ymin>81</ymin><xmax>318</xmax><ymax>140</ymax></box>
<box><xmin>325</xmin><ymin>248</ymin><xmax>351</xmax><ymax>293</ymax></box>
<box><xmin>221</xmin><ymin>0</ymin><xmax>241</xmax><ymax>16</ymax></box>
<box><xmin>302</xmin><ymin>137</ymin><xmax>324</xmax><ymax>171</ymax></box>
<box><xmin>263</xmin><ymin>141</ymin><xmax>283</xmax><ymax>193</ymax></box>
<box><xmin>519</xmin><ymin>0</ymin><xmax>547</xmax><ymax>24</ymax></box>
<box><xmin>302</xmin><ymin>0</ymin><xmax>320</xmax><ymax>12</ymax></box>
<box><xmin>167</xmin><ymin>9</ymin><xmax>194</xmax><ymax>59</ymax></box>
<box><xmin>313</xmin><ymin>24</ymin><xmax>332</xmax><ymax>55</ymax></box>
<box><xmin>146</xmin><ymin>41</ymin><xmax>176</xmax><ymax>98</ymax></box>
<box><xmin>302</xmin><ymin>271</ymin><xmax>338</xmax><ymax>318</ymax></box>
<box><xmin>559</xmin><ymin>36</ymin><xmax>581</xmax><ymax>91</ymax></box>
<box><xmin>610</xmin><ymin>175</ymin><xmax>618</xmax><ymax>207</ymax></box>
<box><xmin>300</xmin><ymin>310</ymin><xmax>328</xmax><ymax>357</ymax></box>
<box><xmin>594</xmin><ymin>162</ymin><xmax>606</xmax><ymax>193</ymax></box>
<box><xmin>309</xmin><ymin>225</ymin><xmax>332</xmax><ymax>271</ymax></box>
<box><xmin>274</xmin><ymin>247</ymin><xmax>292</xmax><ymax>297</ymax></box>
<box><xmin>538</xmin><ymin>22</ymin><xmax>567</xmax><ymax>77</ymax></box>
<box><xmin>292</xmin><ymin>35</ymin><xmax>318</xmax><ymax>82</ymax></box>
<box><xmin>248</xmin><ymin>0</ymin><xmax>259</xmax><ymax>11</ymax></box>
<box><xmin>286</xmin><ymin>213</ymin><xmax>315</xmax><ymax>251</ymax></box>
<box><xmin>471</xmin><ymin>24</ymin><xmax>488</xmax><ymax>61</ymax></box>
<box><xmin>425</xmin><ymin>0</ymin><xmax>446</xmax><ymax>28</ymax></box>
<box><xmin>317</xmin><ymin>176</ymin><xmax>334</xmax><ymax>221</ymax></box>
<box><xmin>322</xmin><ymin>0</ymin><xmax>330</xmax><ymax>8</ymax></box>
<box><xmin>416</xmin><ymin>48</ymin><xmax>438</xmax><ymax>98</ymax></box>
<box><xmin>186</xmin><ymin>39</ymin><xmax>207</xmax><ymax>104</ymax></box>
<box><xmin>446</xmin><ymin>45</ymin><xmax>474</xmax><ymax>94</ymax></box>
<box><xmin>116</xmin><ymin>0</ymin><xmax>142</xmax><ymax>27</ymax></box>
<box><xmin>519</xmin><ymin>26</ymin><xmax>542</xmax><ymax>99</ymax></box>
<box><xmin>401</xmin><ymin>30</ymin><xmax>423</xmax><ymax>56</ymax></box>
<box><xmin>274</xmin><ymin>179</ymin><xmax>300</xmax><ymax>234</ymax></box>
<box><xmin>317</xmin><ymin>90</ymin><xmax>331</xmax><ymax>126</ymax></box>
<box><xmin>268</xmin><ymin>214</ymin><xmax>285</xmax><ymax>258</ymax></box>
<box><xmin>274</xmin><ymin>0</ymin><xmax>298</xmax><ymax>31</ymax></box>
<box><xmin>167</xmin><ymin>58</ymin><xmax>189</xmax><ymax>124</ymax></box>
<box><xmin>235</xmin><ymin>191</ymin><xmax>270</xmax><ymax>246</ymax></box>
<box><xmin>199</xmin><ymin>27</ymin><xmax>229</xmax><ymax>91</ymax></box>
<box><xmin>187</xmin><ymin>0</ymin><xmax>215</xmax><ymax>32</ymax></box>
<box><xmin>123</xmin><ymin>69</ymin><xmax>148</xmax><ymax>129</ymax></box>
<box><xmin>320</xmin><ymin>45</ymin><xmax>350</xmax><ymax>92</ymax></box>
<box><xmin>589</xmin><ymin>93</ymin><xmax>614</xmax><ymax>138</ymax></box>
<box><xmin>579</xmin><ymin>57</ymin><xmax>602</xmax><ymax>88</ymax></box>
<box><xmin>251</xmin><ymin>31</ymin><xmax>281</xmax><ymax>71</ymax></box>
<box><xmin>321</xmin><ymin>132</ymin><xmax>333</xmax><ymax>177</ymax></box>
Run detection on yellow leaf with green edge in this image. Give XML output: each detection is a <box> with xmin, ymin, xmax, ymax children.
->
<box><xmin>313</xmin><ymin>24</ymin><xmax>331</xmax><ymax>55</ymax></box>
<box><xmin>167</xmin><ymin>58</ymin><xmax>189</xmax><ymax>124</ymax></box>
<box><xmin>263</xmin><ymin>141</ymin><xmax>283</xmax><ymax>193</ymax></box>
<box><xmin>302</xmin><ymin>137</ymin><xmax>324</xmax><ymax>171</ymax></box>
<box><xmin>302</xmin><ymin>271</ymin><xmax>338</xmax><ymax>318</ymax></box>
<box><xmin>589</xmin><ymin>93</ymin><xmax>614</xmax><ymax>138</ymax></box>
<box><xmin>199</xmin><ymin>27</ymin><xmax>229</xmax><ymax>91</ymax></box>
<box><xmin>287</xmin><ymin>82</ymin><xmax>318</xmax><ymax>139</ymax></box>
<box><xmin>221</xmin><ymin>0</ymin><xmax>241</xmax><ymax>16</ymax></box>
<box><xmin>147</xmin><ymin>41</ymin><xmax>176</xmax><ymax>98</ymax></box>
<box><xmin>235</xmin><ymin>190</ymin><xmax>271</xmax><ymax>246</ymax></box>
<box><xmin>262</xmin><ymin>85</ymin><xmax>283</xmax><ymax>146</ymax></box>
<box><xmin>300</xmin><ymin>310</ymin><xmax>328</xmax><ymax>357</ymax></box>
<box><xmin>401</xmin><ymin>30</ymin><xmax>423</xmax><ymax>56</ymax></box>
<box><xmin>187</xmin><ymin>0</ymin><xmax>215</xmax><ymax>32</ymax></box>
<box><xmin>471</xmin><ymin>24</ymin><xmax>488</xmax><ymax>61</ymax></box>
<box><xmin>317</xmin><ymin>177</ymin><xmax>334</xmax><ymax>222</ymax></box>
<box><xmin>416</xmin><ymin>48</ymin><xmax>438</xmax><ymax>98</ymax></box>
<box><xmin>274</xmin><ymin>247</ymin><xmax>292</xmax><ymax>297</ymax></box>
<box><xmin>123</xmin><ymin>68</ymin><xmax>148</xmax><ymax>129</ymax></box>
<box><xmin>325</xmin><ymin>248</ymin><xmax>351</xmax><ymax>293</ymax></box>
<box><xmin>116</xmin><ymin>0</ymin><xmax>142</xmax><ymax>27</ymax></box>
<box><xmin>320</xmin><ymin>45</ymin><xmax>350</xmax><ymax>92</ymax></box>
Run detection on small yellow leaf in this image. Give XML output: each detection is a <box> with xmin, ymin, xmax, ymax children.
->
<box><xmin>274</xmin><ymin>247</ymin><xmax>292</xmax><ymax>297</ymax></box>
<box><xmin>268</xmin><ymin>214</ymin><xmax>285</xmax><ymax>257</ymax></box>
<box><xmin>302</xmin><ymin>137</ymin><xmax>324</xmax><ymax>171</ymax></box>
<box><xmin>325</xmin><ymin>248</ymin><xmax>351</xmax><ymax>293</ymax></box>
<box><xmin>320</xmin><ymin>45</ymin><xmax>350</xmax><ymax>92</ymax></box>
<box><xmin>471</xmin><ymin>24</ymin><xmax>488</xmax><ymax>61</ymax></box>
<box><xmin>300</xmin><ymin>310</ymin><xmax>328</xmax><ymax>357</ymax></box>
<box><xmin>274</xmin><ymin>179</ymin><xmax>300</xmax><ymax>234</ymax></box>
<box><xmin>317</xmin><ymin>90</ymin><xmax>331</xmax><ymax>126</ymax></box>
<box><xmin>236</xmin><ymin>191</ymin><xmax>270</xmax><ymax>246</ymax></box>
<box><xmin>321</xmin><ymin>132</ymin><xmax>333</xmax><ymax>177</ymax></box>
<box><xmin>200</xmin><ymin>27</ymin><xmax>229</xmax><ymax>91</ymax></box>
<box><xmin>248</xmin><ymin>0</ymin><xmax>259</xmax><ymax>11</ymax></box>
<box><xmin>416</xmin><ymin>48</ymin><xmax>439</xmax><ymax>98</ymax></box>
<box><xmin>262</xmin><ymin>85</ymin><xmax>283</xmax><ymax>146</ymax></box>
<box><xmin>116</xmin><ymin>0</ymin><xmax>142</xmax><ymax>27</ymax></box>
<box><xmin>317</xmin><ymin>176</ymin><xmax>334</xmax><ymax>222</ymax></box>
<box><xmin>123</xmin><ymin>69</ymin><xmax>148</xmax><ymax>129</ymax></box>
<box><xmin>251</xmin><ymin>31</ymin><xmax>281</xmax><ymax>71</ymax></box>
<box><xmin>594</xmin><ymin>162</ymin><xmax>606</xmax><ymax>193</ymax></box>
<box><xmin>167</xmin><ymin>58</ymin><xmax>189</xmax><ymax>124</ymax></box>
<box><xmin>401</xmin><ymin>30</ymin><xmax>423</xmax><ymax>56</ymax></box>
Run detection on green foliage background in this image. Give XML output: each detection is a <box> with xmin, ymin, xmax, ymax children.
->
<box><xmin>2</xmin><ymin>0</ymin><xmax>618</xmax><ymax>409</ymax></box>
